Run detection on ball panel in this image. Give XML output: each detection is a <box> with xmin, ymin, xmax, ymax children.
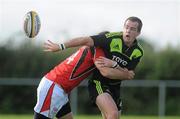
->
<box><xmin>24</xmin><ymin>11</ymin><xmax>41</xmax><ymax>38</ymax></box>
<box><xmin>24</xmin><ymin>13</ymin><xmax>31</xmax><ymax>37</ymax></box>
<box><xmin>35</xmin><ymin>14</ymin><xmax>41</xmax><ymax>36</ymax></box>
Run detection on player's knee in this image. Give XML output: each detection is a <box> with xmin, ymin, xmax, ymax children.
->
<box><xmin>34</xmin><ymin>112</ymin><xmax>51</xmax><ymax>119</ymax></box>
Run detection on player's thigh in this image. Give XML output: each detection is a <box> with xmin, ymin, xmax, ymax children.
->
<box><xmin>96</xmin><ymin>92</ymin><xmax>118</xmax><ymax>115</ymax></box>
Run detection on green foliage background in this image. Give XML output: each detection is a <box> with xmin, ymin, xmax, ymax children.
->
<box><xmin>0</xmin><ymin>38</ymin><xmax>180</xmax><ymax>115</ymax></box>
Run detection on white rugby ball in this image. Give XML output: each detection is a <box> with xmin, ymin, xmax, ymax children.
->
<box><xmin>24</xmin><ymin>11</ymin><xmax>41</xmax><ymax>38</ymax></box>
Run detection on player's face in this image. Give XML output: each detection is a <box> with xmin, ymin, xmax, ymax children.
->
<box><xmin>123</xmin><ymin>20</ymin><xmax>140</xmax><ymax>46</ymax></box>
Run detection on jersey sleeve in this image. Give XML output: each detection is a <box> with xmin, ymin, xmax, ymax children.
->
<box><xmin>128</xmin><ymin>55</ymin><xmax>143</xmax><ymax>70</ymax></box>
<box><xmin>90</xmin><ymin>34</ymin><xmax>108</xmax><ymax>48</ymax></box>
<box><xmin>128</xmin><ymin>46</ymin><xmax>144</xmax><ymax>70</ymax></box>
<box><xmin>92</xmin><ymin>47</ymin><xmax>105</xmax><ymax>63</ymax></box>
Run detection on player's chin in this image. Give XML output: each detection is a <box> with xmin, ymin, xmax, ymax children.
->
<box><xmin>124</xmin><ymin>37</ymin><xmax>130</xmax><ymax>42</ymax></box>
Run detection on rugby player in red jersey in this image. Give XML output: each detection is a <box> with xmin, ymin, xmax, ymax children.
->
<box><xmin>34</xmin><ymin>43</ymin><xmax>129</xmax><ymax>119</ymax></box>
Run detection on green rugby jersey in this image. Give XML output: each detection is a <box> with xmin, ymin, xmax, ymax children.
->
<box><xmin>90</xmin><ymin>32</ymin><xmax>144</xmax><ymax>84</ymax></box>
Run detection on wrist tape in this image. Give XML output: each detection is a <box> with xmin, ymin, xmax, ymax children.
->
<box><xmin>59</xmin><ymin>43</ymin><xmax>66</xmax><ymax>50</ymax></box>
<box><xmin>112</xmin><ymin>62</ymin><xmax>119</xmax><ymax>68</ymax></box>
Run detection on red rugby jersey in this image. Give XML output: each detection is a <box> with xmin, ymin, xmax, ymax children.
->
<box><xmin>45</xmin><ymin>46</ymin><xmax>104</xmax><ymax>93</ymax></box>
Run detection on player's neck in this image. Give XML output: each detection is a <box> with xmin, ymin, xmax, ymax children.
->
<box><xmin>124</xmin><ymin>41</ymin><xmax>134</xmax><ymax>47</ymax></box>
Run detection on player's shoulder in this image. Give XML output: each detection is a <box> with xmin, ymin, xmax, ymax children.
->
<box><xmin>135</xmin><ymin>42</ymin><xmax>144</xmax><ymax>57</ymax></box>
<box><xmin>105</xmin><ymin>31</ymin><xmax>123</xmax><ymax>38</ymax></box>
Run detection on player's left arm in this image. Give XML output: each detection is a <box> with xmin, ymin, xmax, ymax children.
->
<box><xmin>94</xmin><ymin>56</ymin><xmax>135</xmax><ymax>80</ymax></box>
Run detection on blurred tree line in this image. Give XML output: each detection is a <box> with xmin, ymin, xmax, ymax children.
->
<box><xmin>0</xmin><ymin>37</ymin><xmax>180</xmax><ymax>115</ymax></box>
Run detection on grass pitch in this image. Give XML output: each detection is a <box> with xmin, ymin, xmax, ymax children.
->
<box><xmin>0</xmin><ymin>114</ymin><xmax>179</xmax><ymax>119</ymax></box>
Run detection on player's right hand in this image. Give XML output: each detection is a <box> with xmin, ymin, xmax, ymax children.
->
<box><xmin>124</xmin><ymin>68</ymin><xmax>135</xmax><ymax>80</ymax></box>
<box><xmin>43</xmin><ymin>40</ymin><xmax>60</xmax><ymax>52</ymax></box>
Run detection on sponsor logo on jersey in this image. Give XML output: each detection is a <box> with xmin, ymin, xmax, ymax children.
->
<box><xmin>112</xmin><ymin>55</ymin><xmax>128</xmax><ymax>66</ymax></box>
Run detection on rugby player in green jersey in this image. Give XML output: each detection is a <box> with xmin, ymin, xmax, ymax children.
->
<box><xmin>45</xmin><ymin>16</ymin><xmax>143</xmax><ymax>119</ymax></box>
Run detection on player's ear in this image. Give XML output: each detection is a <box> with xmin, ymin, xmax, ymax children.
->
<box><xmin>136</xmin><ymin>31</ymin><xmax>140</xmax><ymax>37</ymax></box>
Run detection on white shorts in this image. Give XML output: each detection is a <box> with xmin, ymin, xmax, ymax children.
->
<box><xmin>34</xmin><ymin>77</ymin><xmax>69</xmax><ymax>118</ymax></box>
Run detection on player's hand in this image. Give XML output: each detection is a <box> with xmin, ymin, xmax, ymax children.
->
<box><xmin>95</xmin><ymin>56</ymin><xmax>116</xmax><ymax>68</ymax></box>
<box><xmin>43</xmin><ymin>40</ymin><xmax>60</xmax><ymax>52</ymax></box>
<box><xmin>124</xmin><ymin>68</ymin><xmax>135</xmax><ymax>80</ymax></box>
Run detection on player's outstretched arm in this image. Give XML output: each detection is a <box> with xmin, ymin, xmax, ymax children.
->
<box><xmin>64</xmin><ymin>36</ymin><xmax>94</xmax><ymax>48</ymax></box>
<box><xmin>94</xmin><ymin>57</ymin><xmax>135</xmax><ymax>80</ymax></box>
<box><xmin>44</xmin><ymin>37</ymin><xmax>94</xmax><ymax>52</ymax></box>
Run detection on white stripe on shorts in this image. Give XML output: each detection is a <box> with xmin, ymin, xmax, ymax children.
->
<box><xmin>34</xmin><ymin>77</ymin><xmax>69</xmax><ymax>118</ymax></box>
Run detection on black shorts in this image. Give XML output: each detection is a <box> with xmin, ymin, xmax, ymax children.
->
<box><xmin>88</xmin><ymin>79</ymin><xmax>122</xmax><ymax>111</ymax></box>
